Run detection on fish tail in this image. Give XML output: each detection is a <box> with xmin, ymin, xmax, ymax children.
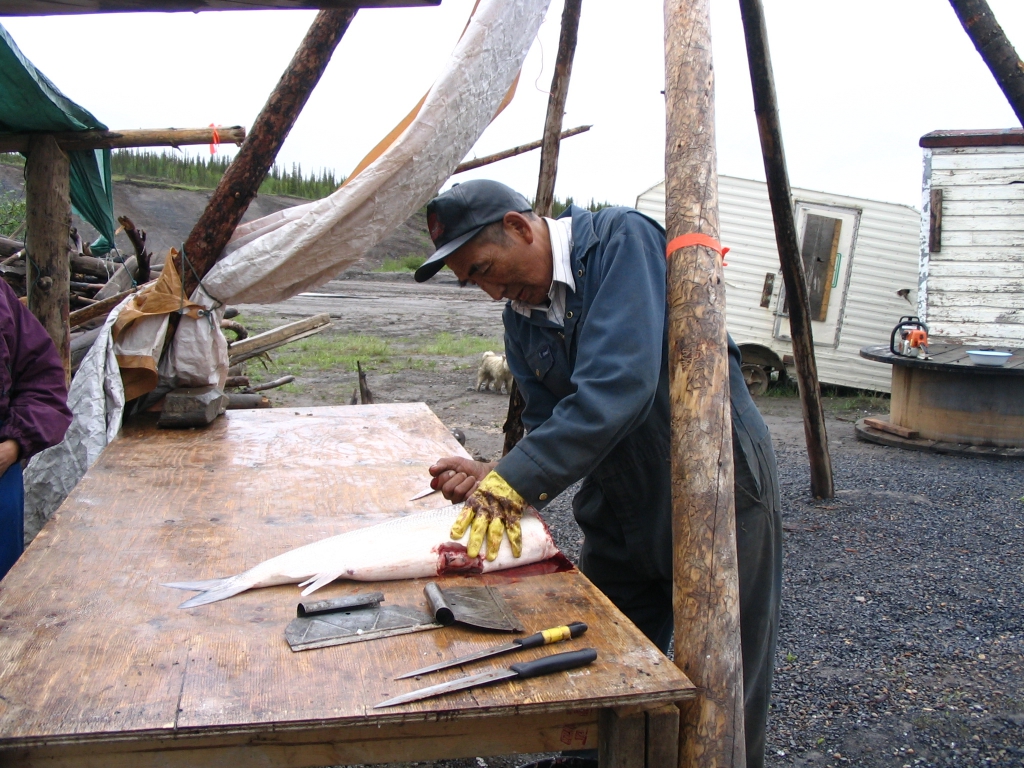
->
<box><xmin>162</xmin><ymin>576</ymin><xmax>251</xmax><ymax>608</ymax></box>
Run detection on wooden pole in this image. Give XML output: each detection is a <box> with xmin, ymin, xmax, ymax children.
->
<box><xmin>0</xmin><ymin>126</ymin><xmax>246</xmax><ymax>154</ymax></box>
<box><xmin>181</xmin><ymin>9</ymin><xmax>356</xmax><ymax>298</ymax></box>
<box><xmin>664</xmin><ymin>1</ymin><xmax>745</xmax><ymax>766</ymax></box>
<box><xmin>453</xmin><ymin>125</ymin><xmax>591</xmax><ymax>175</ymax></box>
<box><xmin>738</xmin><ymin>0</ymin><xmax>834</xmax><ymax>499</ymax></box>
<box><xmin>948</xmin><ymin>0</ymin><xmax>1024</xmax><ymax>126</ymax></box>
<box><xmin>25</xmin><ymin>135</ymin><xmax>71</xmax><ymax>384</ymax></box>
<box><xmin>534</xmin><ymin>0</ymin><xmax>583</xmax><ymax>217</ymax></box>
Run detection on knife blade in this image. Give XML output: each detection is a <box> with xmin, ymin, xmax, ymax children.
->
<box><xmin>374</xmin><ymin>647</ymin><xmax>598</xmax><ymax>708</ymax></box>
<box><xmin>408</xmin><ymin>487</ymin><xmax>439</xmax><ymax>501</ymax></box>
<box><xmin>395</xmin><ymin>622</ymin><xmax>588</xmax><ymax>679</ymax></box>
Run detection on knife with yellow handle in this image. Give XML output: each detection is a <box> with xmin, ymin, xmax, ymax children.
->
<box><xmin>394</xmin><ymin>622</ymin><xmax>588</xmax><ymax>680</ymax></box>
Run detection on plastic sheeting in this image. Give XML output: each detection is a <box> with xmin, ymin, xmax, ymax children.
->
<box><xmin>23</xmin><ymin>0</ymin><xmax>551</xmax><ymax>526</ymax></box>
<box><xmin>0</xmin><ymin>23</ymin><xmax>116</xmax><ymax>249</ymax></box>
<box><xmin>23</xmin><ymin>302</ymin><xmax>127</xmax><ymax>541</ymax></box>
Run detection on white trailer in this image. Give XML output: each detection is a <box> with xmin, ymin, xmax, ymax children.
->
<box><xmin>918</xmin><ymin>129</ymin><xmax>1024</xmax><ymax>347</ymax></box>
<box><xmin>636</xmin><ymin>175</ymin><xmax>920</xmax><ymax>393</ymax></box>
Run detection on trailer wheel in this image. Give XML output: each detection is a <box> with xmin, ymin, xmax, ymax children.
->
<box><xmin>742</xmin><ymin>363</ymin><xmax>769</xmax><ymax>396</ymax></box>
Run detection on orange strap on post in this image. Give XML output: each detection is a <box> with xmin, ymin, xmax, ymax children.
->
<box><xmin>666</xmin><ymin>233</ymin><xmax>729</xmax><ymax>265</ymax></box>
<box><xmin>209</xmin><ymin>123</ymin><xmax>221</xmax><ymax>155</ymax></box>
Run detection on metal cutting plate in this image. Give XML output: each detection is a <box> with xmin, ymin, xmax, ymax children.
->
<box><xmin>285</xmin><ymin>605</ymin><xmax>441</xmax><ymax>652</ymax></box>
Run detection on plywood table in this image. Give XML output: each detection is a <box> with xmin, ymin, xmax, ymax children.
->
<box><xmin>0</xmin><ymin>404</ymin><xmax>695</xmax><ymax>768</ymax></box>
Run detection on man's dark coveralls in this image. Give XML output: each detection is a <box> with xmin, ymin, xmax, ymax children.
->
<box><xmin>492</xmin><ymin>205</ymin><xmax>782</xmax><ymax>767</ymax></box>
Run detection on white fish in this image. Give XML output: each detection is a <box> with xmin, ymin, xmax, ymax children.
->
<box><xmin>163</xmin><ymin>504</ymin><xmax>559</xmax><ymax>609</ymax></box>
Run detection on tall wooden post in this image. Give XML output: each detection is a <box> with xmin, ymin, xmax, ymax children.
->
<box><xmin>949</xmin><ymin>0</ymin><xmax>1024</xmax><ymax>126</ymax></box>
<box><xmin>664</xmin><ymin>1</ymin><xmax>745</xmax><ymax>766</ymax></box>
<box><xmin>25</xmin><ymin>135</ymin><xmax>71</xmax><ymax>384</ymax></box>
<box><xmin>738</xmin><ymin>0</ymin><xmax>834</xmax><ymax>499</ymax></box>
<box><xmin>534</xmin><ymin>0</ymin><xmax>582</xmax><ymax>217</ymax></box>
<box><xmin>181</xmin><ymin>9</ymin><xmax>356</xmax><ymax>298</ymax></box>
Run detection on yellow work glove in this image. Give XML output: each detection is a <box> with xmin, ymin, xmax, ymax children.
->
<box><xmin>449</xmin><ymin>471</ymin><xmax>526</xmax><ymax>561</ymax></box>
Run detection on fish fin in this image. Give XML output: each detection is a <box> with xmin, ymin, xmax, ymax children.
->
<box><xmin>299</xmin><ymin>571</ymin><xmax>344</xmax><ymax>596</ymax></box>
<box><xmin>297</xmin><ymin>576</ymin><xmax>316</xmax><ymax>588</ymax></box>
<box><xmin>169</xmin><ymin>577</ymin><xmax>250</xmax><ymax>609</ymax></box>
<box><xmin>162</xmin><ymin>577</ymin><xmax>233</xmax><ymax>592</ymax></box>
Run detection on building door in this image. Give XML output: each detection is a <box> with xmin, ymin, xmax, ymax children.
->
<box><xmin>773</xmin><ymin>203</ymin><xmax>861</xmax><ymax>347</ymax></box>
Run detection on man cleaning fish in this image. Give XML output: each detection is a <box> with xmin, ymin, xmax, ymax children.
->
<box><xmin>415</xmin><ymin>180</ymin><xmax>782</xmax><ymax>768</ymax></box>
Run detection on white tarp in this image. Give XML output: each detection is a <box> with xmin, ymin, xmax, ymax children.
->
<box><xmin>22</xmin><ymin>0</ymin><xmax>551</xmax><ymax>528</ymax></box>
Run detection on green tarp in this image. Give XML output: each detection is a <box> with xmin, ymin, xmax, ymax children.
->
<box><xmin>0</xmin><ymin>23</ymin><xmax>115</xmax><ymax>254</ymax></box>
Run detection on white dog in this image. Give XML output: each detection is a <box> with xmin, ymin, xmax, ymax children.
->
<box><xmin>475</xmin><ymin>351</ymin><xmax>513</xmax><ymax>394</ymax></box>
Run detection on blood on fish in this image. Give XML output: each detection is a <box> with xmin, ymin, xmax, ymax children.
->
<box><xmin>485</xmin><ymin>552</ymin><xmax>575</xmax><ymax>582</ymax></box>
<box><xmin>435</xmin><ymin>542</ymin><xmax>485</xmax><ymax>575</ymax></box>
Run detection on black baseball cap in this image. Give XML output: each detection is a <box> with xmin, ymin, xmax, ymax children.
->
<box><xmin>415</xmin><ymin>179</ymin><xmax>532</xmax><ymax>283</ymax></box>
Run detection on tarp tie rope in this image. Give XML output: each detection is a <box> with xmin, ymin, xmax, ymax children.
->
<box><xmin>178</xmin><ymin>244</ymin><xmax>223</xmax><ymax>326</ymax></box>
<box><xmin>666</xmin><ymin>233</ymin><xmax>729</xmax><ymax>266</ymax></box>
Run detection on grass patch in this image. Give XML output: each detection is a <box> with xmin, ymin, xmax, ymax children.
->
<box><xmin>241</xmin><ymin>330</ymin><xmax>502</xmax><ymax>385</ymax></box>
<box><xmin>418</xmin><ymin>332</ymin><xmax>502</xmax><ymax>357</ymax></box>
<box><xmin>248</xmin><ymin>334</ymin><xmax>391</xmax><ymax>383</ymax></box>
<box><xmin>376</xmin><ymin>255</ymin><xmax>426</xmax><ymax>272</ymax></box>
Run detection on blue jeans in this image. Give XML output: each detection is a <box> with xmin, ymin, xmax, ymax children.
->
<box><xmin>0</xmin><ymin>461</ymin><xmax>25</xmax><ymax>580</ymax></box>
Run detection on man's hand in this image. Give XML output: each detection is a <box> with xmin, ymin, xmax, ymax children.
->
<box><xmin>429</xmin><ymin>457</ymin><xmax>495</xmax><ymax>503</ymax></box>
<box><xmin>449</xmin><ymin>471</ymin><xmax>526</xmax><ymax>561</ymax></box>
<box><xmin>0</xmin><ymin>440</ymin><xmax>19</xmax><ymax>477</ymax></box>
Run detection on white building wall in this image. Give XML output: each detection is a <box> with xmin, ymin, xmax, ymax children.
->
<box><xmin>637</xmin><ymin>175</ymin><xmax>921</xmax><ymax>392</ymax></box>
<box><xmin>922</xmin><ymin>145</ymin><xmax>1024</xmax><ymax>347</ymax></box>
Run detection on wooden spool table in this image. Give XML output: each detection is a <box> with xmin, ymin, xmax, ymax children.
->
<box><xmin>0</xmin><ymin>404</ymin><xmax>694</xmax><ymax>768</ymax></box>
<box><xmin>858</xmin><ymin>344</ymin><xmax>1024</xmax><ymax>457</ymax></box>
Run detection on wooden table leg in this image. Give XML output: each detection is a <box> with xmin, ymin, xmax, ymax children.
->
<box><xmin>645</xmin><ymin>704</ymin><xmax>680</xmax><ymax>768</ymax></box>
<box><xmin>599</xmin><ymin>707</ymin><xmax>645</xmax><ymax>768</ymax></box>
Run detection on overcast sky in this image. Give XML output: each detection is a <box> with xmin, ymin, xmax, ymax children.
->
<box><xmin>3</xmin><ymin>1</ymin><xmax>1023</xmax><ymax>211</ymax></box>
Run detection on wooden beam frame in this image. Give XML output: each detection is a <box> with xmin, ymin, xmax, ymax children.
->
<box><xmin>453</xmin><ymin>125</ymin><xmax>591</xmax><ymax>175</ymax></box>
<box><xmin>738</xmin><ymin>0</ymin><xmax>834</xmax><ymax>499</ymax></box>
<box><xmin>534</xmin><ymin>0</ymin><xmax>583</xmax><ymax>218</ymax></box>
<box><xmin>664</xmin><ymin>1</ymin><xmax>745</xmax><ymax>766</ymax></box>
<box><xmin>0</xmin><ymin>127</ymin><xmax>246</xmax><ymax>154</ymax></box>
<box><xmin>1</xmin><ymin>0</ymin><xmax>437</xmax><ymax>15</ymax></box>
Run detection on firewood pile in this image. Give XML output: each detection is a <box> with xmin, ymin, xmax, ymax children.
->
<box><xmin>0</xmin><ymin>217</ymin><xmax>332</xmax><ymax>404</ymax></box>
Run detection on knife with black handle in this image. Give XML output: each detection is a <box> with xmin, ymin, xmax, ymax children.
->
<box><xmin>375</xmin><ymin>647</ymin><xmax>598</xmax><ymax>708</ymax></box>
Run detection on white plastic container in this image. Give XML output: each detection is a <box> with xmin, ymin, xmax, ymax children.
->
<box><xmin>965</xmin><ymin>350</ymin><xmax>1013</xmax><ymax>367</ymax></box>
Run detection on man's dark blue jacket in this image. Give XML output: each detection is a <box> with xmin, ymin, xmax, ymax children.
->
<box><xmin>494</xmin><ymin>205</ymin><xmax>769</xmax><ymax>581</ymax></box>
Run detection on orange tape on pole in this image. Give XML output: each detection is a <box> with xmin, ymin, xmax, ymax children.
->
<box><xmin>665</xmin><ymin>233</ymin><xmax>729</xmax><ymax>265</ymax></box>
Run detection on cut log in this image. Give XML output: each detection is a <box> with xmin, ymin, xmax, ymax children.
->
<box><xmin>69</xmin><ymin>287</ymin><xmax>137</xmax><ymax>330</ymax></box>
<box><xmin>26</xmin><ymin>134</ymin><xmax>72</xmax><ymax>383</ymax></box>
<box><xmin>0</xmin><ymin>126</ymin><xmax>247</xmax><ymax>154</ymax></box>
<box><xmin>534</xmin><ymin>0</ymin><xmax>582</xmax><ymax>218</ymax></box>
<box><xmin>94</xmin><ymin>256</ymin><xmax>138</xmax><ymax>300</ymax></box>
<box><xmin>180</xmin><ymin>10</ymin><xmax>356</xmax><ymax>299</ymax></box>
<box><xmin>227</xmin><ymin>313</ymin><xmax>331</xmax><ymax>366</ymax></box>
<box><xmin>665</xmin><ymin>0</ymin><xmax>746</xmax><ymax>766</ymax></box>
<box><xmin>158</xmin><ymin>386</ymin><xmax>226</xmax><ymax>428</ymax></box>
<box><xmin>739</xmin><ymin>0</ymin><xmax>834</xmax><ymax>498</ymax></box>
<box><xmin>862</xmin><ymin>417</ymin><xmax>919</xmax><ymax>440</ymax></box>
<box><xmin>948</xmin><ymin>0</ymin><xmax>1024</xmax><ymax>126</ymax></box>
<box><xmin>70</xmin><ymin>253</ymin><xmax>117</xmax><ymax>281</ymax></box>
<box><xmin>0</xmin><ymin>235</ymin><xmax>23</xmax><ymax>259</ymax></box>
<box><xmin>117</xmin><ymin>216</ymin><xmax>151</xmax><ymax>284</ymax></box>
<box><xmin>220</xmin><ymin>319</ymin><xmax>249</xmax><ymax>341</ymax></box>
<box><xmin>357</xmin><ymin>361</ymin><xmax>373</xmax><ymax>404</ymax></box>
<box><xmin>244</xmin><ymin>375</ymin><xmax>295</xmax><ymax>394</ymax></box>
<box><xmin>501</xmin><ymin>380</ymin><xmax>525</xmax><ymax>456</ymax></box>
<box><xmin>226</xmin><ymin>393</ymin><xmax>272</xmax><ymax>410</ymax></box>
<box><xmin>453</xmin><ymin>126</ymin><xmax>591</xmax><ymax>175</ymax></box>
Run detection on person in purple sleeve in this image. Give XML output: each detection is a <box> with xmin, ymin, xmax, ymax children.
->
<box><xmin>0</xmin><ymin>279</ymin><xmax>73</xmax><ymax>580</ymax></box>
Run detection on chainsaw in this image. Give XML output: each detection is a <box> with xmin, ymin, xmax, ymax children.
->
<box><xmin>890</xmin><ymin>316</ymin><xmax>929</xmax><ymax>359</ymax></box>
